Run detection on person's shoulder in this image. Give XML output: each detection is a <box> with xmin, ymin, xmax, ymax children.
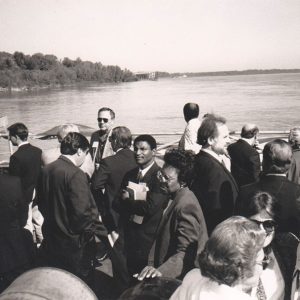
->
<box><xmin>0</xmin><ymin>173</ymin><xmax>22</xmax><ymax>185</ymax></box>
<box><xmin>28</xmin><ymin>143</ymin><xmax>42</xmax><ymax>152</ymax></box>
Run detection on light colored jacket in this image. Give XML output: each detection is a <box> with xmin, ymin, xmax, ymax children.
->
<box><xmin>170</xmin><ymin>268</ymin><xmax>253</xmax><ymax>300</ymax></box>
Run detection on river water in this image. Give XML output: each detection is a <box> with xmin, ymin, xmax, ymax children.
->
<box><xmin>1</xmin><ymin>72</ymin><xmax>300</xmax><ymax>134</ymax></box>
<box><xmin>0</xmin><ymin>72</ymin><xmax>299</xmax><ymax>161</ymax></box>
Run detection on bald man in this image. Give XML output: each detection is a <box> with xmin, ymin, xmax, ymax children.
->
<box><xmin>227</xmin><ymin>124</ymin><xmax>261</xmax><ymax>187</ymax></box>
<box><xmin>178</xmin><ymin>103</ymin><xmax>201</xmax><ymax>154</ymax></box>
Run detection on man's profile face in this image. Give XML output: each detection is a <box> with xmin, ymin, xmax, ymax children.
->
<box><xmin>134</xmin><ymin>141</ymin><xmax>154</xmax><ymax>169</ymax></box>
<box><xmin>211</xmin><ymin>124</ymin><xmax>230</xmax><ymax>155</ymax></box>
<box><xmin>9</xmin><ymin>135</ymin><xmax>17</xmax><ymax>146</ymax></box>
<box><xmin>98</xmin><ymin>110</ymin><xmax>114</xmax><ymax>133</ymax></box>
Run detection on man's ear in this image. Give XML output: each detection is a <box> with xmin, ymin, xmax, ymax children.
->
<box><xmin>207</xmin><ymin>136</ymin><xmax>215</xmax><ymax>146</ymax></box>
<box><xmin>152</xmin><ymin>148</ymin><xmax>157</xmax><ymax>156</ymax></box>
<box><xmin>77</xmin><ymin>148</ymin><xmax>83</xmax><ymax>156</ymax></box>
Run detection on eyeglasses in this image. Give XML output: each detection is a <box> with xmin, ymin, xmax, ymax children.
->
<box><xmin>157</xmin><ymin>170</ymin><xmax>176</xmax><ymax>183</ymax></box>
<box><xmin>252</xmin><ymin>219</ymin><xmax>277</xmax><ymax>235</ymax></box>
<box><xmin>97</xmin><ymin>118</ymin><xmax>109</xmax><ymax>123</ymax></box>
<box><xmin>256</xmin><ymin>255</ymin><xmax>271</xmax><ymax>270</ymax></box>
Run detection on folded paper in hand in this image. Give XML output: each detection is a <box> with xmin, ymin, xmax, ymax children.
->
<box><xmin>127</xmin><ymin>181</ymin><xmax>148</xmax><ymax>224</ymax></box>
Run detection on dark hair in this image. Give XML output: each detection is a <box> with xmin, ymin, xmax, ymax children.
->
<box><xmin>98</xmin><ymin>107</ymin><xmax>115</xmax><ymax>119</ymax></box>
<box><xmin>197</xmin><ymin>114</ymin><xmax>226</xmax><ymax>146</ymax></box>
<box><xmin>183</xmin><ymin>103</ymin><xmax>199</xmax><ymax>121</ymax></box>
<box><xmin>7</xmin><ymin>122</ymin><xmax>28</xmax><ymax>141</ymax></box>
<box><xmin>134</xmin><ymin>134</ymin><xmax>157</xmax><ymax>150</ymax></box>
<box><xmin>199</xmin><ymin>216</ymin><xmax>265</xmax><ymax>286</ymax></box>
<box><xmin>60</xmin><ymin>132</ymin><xmax>90</xmax><ymax>155</ymax></box>
<box><xmin>164</xmin><ymin>149</ymin><xmax>195</xmax><ymax>186</ymax></box>
<box><xmin>111</xmin><ymin>126</ymin><xmax>132</xmax><ymax>149</ymax></box>
<box><xmin>237</xmin><ymin>191</ymin><xmax>275</xmax><ymax>219</ymax></box>
<box><xmin>241</xmin><ymin>125</ymin><xmax>259</xmax><ymax>139</ymax></box>
<box><xmin>262</xmin><ymin>139</ymin><xmax>292</xmax><ymax>174</ymax></box>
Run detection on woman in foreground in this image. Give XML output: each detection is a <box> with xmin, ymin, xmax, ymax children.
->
<box><xmin>170</xmin><ymin>216</ymin><xmax>266</xmax><ymax>300</ymax></box>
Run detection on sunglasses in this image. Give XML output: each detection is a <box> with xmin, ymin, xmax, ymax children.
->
<box><xmin>256</xmin><ymin>254</ymin><xmax>270</xmax><ymax>270</ymax></box>
<box><xmin>252</xmin><ymin>219</ymin><xmax>277</xmax><ymax>234</ymax></box>
<box><xmin>97</xmin><ymin>118</ymin><xmax>109</xmax><ymax>123</ymax></box>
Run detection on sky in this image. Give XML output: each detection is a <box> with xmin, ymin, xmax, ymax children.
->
<box><xmin>0</xmin><ymin>0</ymin><xmax>300</xmax><ymax>73</ymax></box>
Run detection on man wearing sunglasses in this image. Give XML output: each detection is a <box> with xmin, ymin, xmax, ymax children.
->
<box><xmin>90</xmin><ymin>107</ymin><xmax>115</xmax><ymax>170</ymax></box>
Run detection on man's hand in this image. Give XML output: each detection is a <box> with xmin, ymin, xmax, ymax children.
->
<box><xmin>121</xmin><ymin>189</ymin><xmax>130</xmax><ymax>200</ymax></box>
<box><xmin>133</xmin><ymin>266</ymin><xmax>162</xmax><ymax>281</ymax></box>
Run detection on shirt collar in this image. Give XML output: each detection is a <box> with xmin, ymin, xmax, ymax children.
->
<box><xmin>265</xmin><ymin>173</ymin><xmax>286</xmax><ymax>177</ymax></box>
<box><xmin>18</xmin><ymin>141</ymin><xmax>29</xmax><ymax>148</ymax></box>
<box><xmin>140</xmin><ymin>161</ymin><xmax>155</xmax><ymax>177</ymax></box>
<box><xmin>202</xmin><ymin>148</ymin><xmax>223</xmax><ymax>163</ymax></box>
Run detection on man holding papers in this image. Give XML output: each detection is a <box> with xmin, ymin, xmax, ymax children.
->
<box><xmin>116</xmin><ymin>135</ymin><xmax>168</xmax><ymax>278</ymax></box>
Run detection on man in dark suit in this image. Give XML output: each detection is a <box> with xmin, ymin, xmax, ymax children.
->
<box><xmin>0</xmin><ymin>173</ymin><xmax>35</xmax><ymax>292</ymax></box>
<box><xmin>92</xmin><ymin>126</ymin><xmax>137</xmax><ymax>232</ymax></box>
<box><xmin>90</xmin><ymin>107</ymin><xmax>115</xmax><ymax>170</ymax></box>
<box><xmin>8</xmin><ymin>122</ymin><xmax>42</xmax><ymax>205</ymax></box>
<box><xmin>228</xmin><ymin>124</ymin><xmax>261</xmax><ymax>187</ymax></box>
<box><xmin>38</xmin><ymin>132</ymin><xmax>108</xmax><ymax>284</ymax></box>
<box><xmin>236</xmin><ymin>139</ymin><xmax>300</xmax><ymax>238</ymax></box>
<box><xmin>8</xmin><ymin>122</ymin><xmax>42</xmax><ymax>237</ymax></box>
<box><xmin>192</xmin><ymin>114</ymin><xmax>238</xmax><ymax>235</ymax></box>
<box><xmin>116</xmin><ymin>135</ymin><xmax>168</xmax><ymax>277</ymax></box>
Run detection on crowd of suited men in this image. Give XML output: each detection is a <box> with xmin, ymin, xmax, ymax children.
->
<box><xmin>0</xmin><ymin>103</ymin><xmax>300</xmax><ymax>299</ymax></box>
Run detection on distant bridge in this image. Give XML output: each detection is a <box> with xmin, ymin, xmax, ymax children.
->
<box><xmin>134</xmin><ymin>71</ymin><xmax>157</xmax><ymax>80</ymax></box>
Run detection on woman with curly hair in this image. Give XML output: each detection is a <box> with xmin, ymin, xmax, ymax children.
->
<box><xmin>170</xmin><ymin>216</ymin><xmax>266</xmax><ymax>300</ymax></box>
<box><xmin>134</xmin><ymin>148</ymin><xmax>208</xmax><ymax>281</ymax></box>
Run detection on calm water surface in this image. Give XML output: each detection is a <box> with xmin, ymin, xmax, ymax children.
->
<box><xmin>0</xmin><ymin>72</ymin><xmax>299</xmax><ymax>135</ymax></box>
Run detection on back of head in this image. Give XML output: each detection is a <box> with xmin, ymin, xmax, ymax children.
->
<box><xmin>237</xmin><ymin>191</ymin><xmax>275</xmax><ymax>219</ymax></box>
<box><xmin>241</xmin><ymin>124</ymin><xmax>259</xmax><ymax>139</ymax></box>
<box><xmin>60</xmin><ymin>132</ymin><xmax>89</xmax><ymax>155</ymax></box>
<box><xmin>98</xmin><ymin>107</ymin><xmax>115</xmax><ymax>119</ymax></box>
<box><xmin>288</xmin><ymin>127</ymin><xmax>300</xmax><ymax>149</ymax></box>
<box><xmin>199</xmin><ymin>216</ymin><xmax>265</xmax><ymax>286</ymax></box>
<box><xmin>57</xmin><ymin>124</ymin><xmax>79</xmax><ymax>142</ymax></box>
<box><xmin>262</xmin><ymin>139</ymin><xmax>292</xmax><ymax>174</ymax></box>
<box><xmin>197</xmin><ymin>114</ymin><xmax>226</xmax><ymax>146</ymax></box>
<box><xmin>183</xmin><ymin>102</ymin><xmax>199</xmax><ymax>122</ymax></box>
<box><xmin>7</xmin><ymin>122</ymin><xmax>28</xmax><ymax>141</ymax></box>
<box><xmin>111</xmin><ymin>126</ymin><xmax>132</xmax><ymax>149</ymax></box>
<box><xmin>134</xmin><ymin>134</ymin><xmax>157</xmax><ymax>150</ymax></box>
<box><xmin>164</xmin><ymin>148</ymin><xmax>195</xmax><ymax>186</ymax></box>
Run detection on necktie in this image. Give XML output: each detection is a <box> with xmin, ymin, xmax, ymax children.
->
<box><xmin>137</xmin><ymin>170</ymin><xmax>143</xmax><ymax>182</ymax></box>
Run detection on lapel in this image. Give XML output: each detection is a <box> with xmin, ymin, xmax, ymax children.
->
<box><xmin>102</xmin><ymin>129</ymin><xmax>115</xmax><ymax>159</ymax></box>
<box><xmin>141</xmin><ymin>162</ymin><xmax>159</xmax><ymax>184</ymax></box>
<box><xmin>155</xmin><ymin>187</ymin><xmax>187</xmax><ymax>236</ymax></box>
<box><xmin>200</xmin><ymin>150</ymin><xmax>238</xmax><ymax>191</ymax></box>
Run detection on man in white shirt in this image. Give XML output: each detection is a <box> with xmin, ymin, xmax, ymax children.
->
<box><xmin>178</xmin><ymin>103</ymin><xmax>201</xmax><ymax>154</ymax></box>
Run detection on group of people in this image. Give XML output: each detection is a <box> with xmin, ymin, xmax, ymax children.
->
<box><xmin>1</xmin><ymin>104</ymin><xmax>300</xmax><ymax>300</ymax></box>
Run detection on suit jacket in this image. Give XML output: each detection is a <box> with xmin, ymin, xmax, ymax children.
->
<box><xmin>92</xmin><ymin>148</ymin><xmax>137</xmax><ymax>232</ymax></box>
<box><xmin>0</xmin><ymin>174</ymin><xmax>35</xmax><ymax>274</ymax></box>
<box><xmin>150</xmin><ymin>187</ymin><xmax>208</xmax><ymax>279</ymax></box>
<box><xmin>39</xmin><ymin>156</ymin><xmax>108</xmax><ymax>274</ymax></box>
<box><xmin>288</xmin><ymin>149</ymin><xmax>300</xmax><ymax>185</ymax></box>
<box><xmin>191</xmin><ymin>150</ymin><xmax>239</xmax><ymax>235</ymax></box>
<box><xmin>117</xmin><ymin>162</ymin><xmax>169</xmax><ymax>270</ymax></box>
<box><xmin>9</xmin><ymin>143</ymin><xmax>42</xmax><ymax>204</ymax></box>
<box><xmin>90</xmin><ymin>130</ymin><xmax>114</xmax><ymax>165</ymax></box>
<box><xmin>227</xmin><ymin>139</ymin><xmax>260</xmax><ymax>187</ymax></box>
<box><xmin>236</xmin><ymin>175</ymin><xmax>300</xmax><ymax>238</ymax></box>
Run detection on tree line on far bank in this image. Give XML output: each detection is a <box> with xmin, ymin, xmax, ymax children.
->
<box><xmin>0</xmin><ymin>51</ymin><xmax>137</xmax><ymax>89</ymax></box>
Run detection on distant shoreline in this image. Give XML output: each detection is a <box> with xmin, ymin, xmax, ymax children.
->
<box><xmin>158</xmin><ymin>69</ymin><xmax>300</xmax><ymax>78</ymax></box>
